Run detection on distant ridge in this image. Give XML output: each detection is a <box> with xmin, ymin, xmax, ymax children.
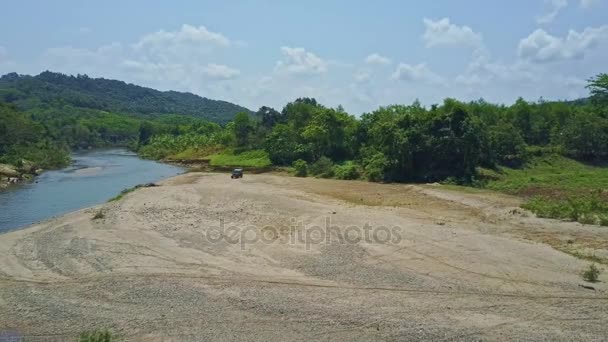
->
<box><xmin>0</xmin><ymin>71</ymin><xmax>252</xmax><ymax>124</ymax></box>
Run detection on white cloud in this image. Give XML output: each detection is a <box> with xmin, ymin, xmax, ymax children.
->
<box><xmin>39</xmin><ymin>24</ymin><xmax>242</xmax><ymax>94</ymax></box>
<box><xmin>274</xmin><ymin>47</ymin><xmax>328</xmax><ymax>75</ymax></box>
<box><xmin>580</xmin><ymin>0</ymin><xmax>600</xmax><ymax>8</ymax></box>
<box><xmin>134</xmin><ymin>24</ymin><xmax>231</xmax><ymax>50</ymax></box>
<box><xmin>391</xmin><ymin>63</ymin><xmax>444</xmax><ymax>84</ymax></box>
<box><xmin>422</xmin><ymin>18</ymin><xmax>483</xmax><ymax>48</ymax></box>
<box><xmin>202</xmin><ymin>63</ymin><xmax>240</xmax><ymax>79</ymax></box>
<box><xmin>536</xmin><ymin>0</ymin><xmax>568</xmax><ymax>24</ymax></box>
<box><xmin>518</xmin><ymin>26</ymin><xmax>608</xmax><ymax>62</ymax></box>
<box><xmin>365</xmin><ymin>53</ymin><xmax>391</xmax><ymax>65</ymax></box>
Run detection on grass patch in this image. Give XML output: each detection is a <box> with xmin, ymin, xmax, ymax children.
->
<box><xmin>108</xmin><ymin>186</ymin><xmax>139</xmax><ymax>202</ymax></box>
<box><xmin>483</xmin><ymin>155</ymin><xmax>608</xmax><ymax>225</ymax></box>
<box><xmin>559</xmin><ymin>249</ymin><xmax>608</xmax><ymax>264</ymax></box>
<box><xmin>207</xmin><ymin>149</ymin><xmax>271</xmax><ymax>168</ymax></box>
<box><xmin>168</xmin><ymin>145</ymin><xmax>223</xmax><ymax>160</ymax></box>
<box><xmin>79</xmin><ymin>329</ymin><xmax>114</xmax><ymax>342</ymax></box>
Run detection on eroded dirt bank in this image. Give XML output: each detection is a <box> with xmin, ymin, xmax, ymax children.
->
<box><xmin>0</xmin><ymin>173</ymin><xmax>606</xmax><ymax>341</ymax></box>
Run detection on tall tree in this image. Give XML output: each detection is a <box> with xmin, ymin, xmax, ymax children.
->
<box><xmin>587</xmin><ymin>73</ymin><xmax>608</xmax><ymax>105</ymax></box>
<box><xmin>233</xmin><ymin>112</ymin><xmax>252</xmax><ymax>147</ymax></box>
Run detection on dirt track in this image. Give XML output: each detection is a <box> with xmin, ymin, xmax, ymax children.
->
<box><xmin>0</xmin><ymin>173</ymin><xmax>607</xmax><ymax>341</ymax></box>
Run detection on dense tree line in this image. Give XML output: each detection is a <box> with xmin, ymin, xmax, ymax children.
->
<box><xmin>0</xmin><ymin>71</ymin><xmax>252</xmax><ymax>124</ymax></box>
<box><xmin>0</xmin><ymin>103</ymin><xmax>70</xmax><ymax>168</ymax></box>
<box><xmin>1</xmin><ymin>71</ymin><xmax>607</xmax><ymax>184</ymax></box>
<box><xmin>148</xmin><ymin>73</ymin><xmax>608</xmax><ymax>183</ymax></box>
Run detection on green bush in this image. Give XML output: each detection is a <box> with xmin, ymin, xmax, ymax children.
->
<box><xmin>79</xmin><ymin>329</ymin><xmax>113</xmax><ymax>342</ymax></box>
<box><xmin>333</xmin><ymin>161</ymin><xmax>360</xmax><ymax>180</ymax></box>
<box><xmin>292</xmin><ymin>159</ymin><xmax>308</xmax><ymax>177</ymax></box>
<box><xmin>309</xmin><ymin>156</ymin><xmax>334</xmax><ymax>178</ymax></box>
<box><xmin>363</xmin><ymin>152</ymin><xmax>387</xmax><ymax>182</ymax></box>
<box><xmin>582</xmin><ymin>264</ymin><xmax>601</xmax><ymax>283</ymax></box>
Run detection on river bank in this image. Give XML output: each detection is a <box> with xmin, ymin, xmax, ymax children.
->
<box><xmin>0</xmin><ymin>172</ymin><xmax>606</xmax><ymax>340</ymax></box>
<box><xmin>0</xmin><ymin>149</ymin><xmax>183</xmax><ymax>232</ymax></box>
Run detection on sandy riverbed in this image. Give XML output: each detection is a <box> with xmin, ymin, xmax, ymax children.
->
<box><xmin>0</xmin><ymin>172</ymin><xmax>606</xmax><ymax>341</ymax></box>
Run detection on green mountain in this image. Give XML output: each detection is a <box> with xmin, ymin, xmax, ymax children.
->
<box><xmin>0</xmin><ymin>71</ymin><xmax>252</xmax><ymax>123</ymax></box>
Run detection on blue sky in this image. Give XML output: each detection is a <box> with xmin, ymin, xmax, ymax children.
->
<box><xmin>1</xmin><ymin>0</ymin><xmax>607</xmax><ymax>114</ymax></box>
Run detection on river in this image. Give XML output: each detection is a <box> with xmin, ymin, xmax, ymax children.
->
<box><xmin>0</xmin><ymin>149</ymin><xmax>184</xmax><ymax>233</ymax></box>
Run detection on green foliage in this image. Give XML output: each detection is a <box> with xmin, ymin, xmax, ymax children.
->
<box><xmin>138</xmin><ymin>131</ymin><xmax>222</xmax><ymax>160</ymax></box>
<box><xmin>582</xmin><ymin>264</ymin><xmax>601</xmax><ymax>283</ymax></box>
<box><xmin>292</xmin><ymin>159</ymin><xmax>308</xmax><ymax>177</ymax></box>
<box><xmin>486</xmin><ymin>155</ymin><xmax>608</xmax><ymax>224</ymax></box>
<box><xmin>362</xmin><ymin>151</ymin><xmax>388</xmax><ymax>182</ymax></box>
<box><xmin>0</xmin><ymin>102</ymin><xmax>69</xmax><ymax>169</ymax></box>
<box><xmin>208</xmin><ymin>149</ymin><xmax>271</xmax><ymax>168</ymax></box>
<box><xmin>489</xmin><ymin>122</ymin><xmax>527</xmax><ymax>166</ymax></box>
<box><xmin>358</xmin><ymin>100</ymin><xmax>486</xmax><ymax>182</ymax></box>
<box><xmin>557</xmin><ymin>111</ymin><xmax>608</xmax><ymax>160</ymax></box>
<box><xmin>309</xmin><ymin>156</ymin><xmax>334</xmax><ymax>178</ymax></box>
<box><xmin>0</xmin><ymin>71</ymin><xmax>252</xmax><ymax>123</ymax></box>
<box><xmin>233</xmin><ymin>112</ymin><xmax>252</xmax><ymax>147</ymax></box>
<box><xmin>264</xmin><ymin>124</ymin><xmax>303</xmax><ymax>165</ymax></box>
<box><xmin>79</xmin><ymin>329</ymin><xmax>113</xmax><ymax>342</ymax></box>
<box><xmin>256</xmin><ymin>106</ymin><xmax>284</xmax><ymax>129</ymax></box>
<box><xmin>333</xmin><ymin>161</ymin><xmax>360</xmax><ymax>180</ymax></box>
<box><xmin>4</xmin><ymin>69</ymin><xmax>608</xmax><ymax>208</ymax></box>
<box><xmin>587</xmin><ymin>73</ymin><xmax>608</xmax><ymax>105</ymax></box>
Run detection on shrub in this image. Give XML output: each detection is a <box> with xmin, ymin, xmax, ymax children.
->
<box><xmin>92</xmin><ymin>210</ymin><xmax>105</xmax><ymax>220</ymax></box>
<box><xmin>333</xmin><ymin>161</ymin><xmax>360</xmax><ymax>180</ymax></box>
<box><xmin>309</xmin><ymin>156</ymin><xmax>334</xmax><ymax>178</ymax></box>
<box><xmin>363</xmin><ymin>152</ymin><xmax>387</xmax><ymax>182</ymax></box>
<box><xmin>582</xmin><ymin>264</ymin><xmax>601</xmax><ymax>283</ymax></box>
<box><xmin>292</xmin><ymin>159</ymin><xmax>308</xmax><ymax>177</ymax></box>
<box><xmin>79</xmin><ymin>329</ymin><xmax>113</xmax><ymax>342</ymax></box>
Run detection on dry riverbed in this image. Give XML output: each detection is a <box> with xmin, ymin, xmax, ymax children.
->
<box><xmin>0</xmin><ymin>173</ymin><xmax>607</xmax><ymax>341</ymax></box>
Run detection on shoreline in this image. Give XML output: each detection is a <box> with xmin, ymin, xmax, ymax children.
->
<box><xmin>0</xmin><ymin>149</ymin><xmax>186</xmax><ymax>233</ymax></box>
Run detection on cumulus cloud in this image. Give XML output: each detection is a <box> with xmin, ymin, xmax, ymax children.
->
<box><xmin>422</xmin><ymin>18</ymin><xmax>483</xmax><ymax>48</ymax></box>
<box><xmin>391</xmin><ymin>63</ymin><xmax>444</xmax><ymax>84</ymax></box>
<box><xmin>365</xmin><ymin>53</ymin><xmax>391</xmax><ymax>65</ymax></box>
<box><xmin>275</xmin><ymin>47</ymin><xmax>328</xmax><ymax>75</ymax></box>
<box><xmin>134</xmin><ymin>24</ymin><xmax>231</xmax><ymax>50</ymax></box>
<box><xmin>518</xmin><ymin>26</ymin><xmax>608</xmax><ymax>62</ymax></box>
<box><xmin>38</xmin><ymin>24</ymin><xmax>243</xmax><ymax>95</ymax></box>
<box><xmin>537</xmin><ymin>0</ymin><xmax>568</xmax><ymax>24</ymax></box>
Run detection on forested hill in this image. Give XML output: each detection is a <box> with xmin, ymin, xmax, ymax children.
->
<box><xmin>0</xmin><ymin>71</ymin><xmax>252</xmax><ymax>123</ymax></box>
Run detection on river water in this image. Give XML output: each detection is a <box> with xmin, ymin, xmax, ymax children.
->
<box><xmin>0</xmin><ymin>149</ymin><xmax>184</xmax><ymax>233</ymax></box>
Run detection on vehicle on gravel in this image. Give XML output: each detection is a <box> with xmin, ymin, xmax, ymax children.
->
<box><xmin>231</xmin><ymin>168</ymin><xmax>243</xmax><ymax>179</ymax></box>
